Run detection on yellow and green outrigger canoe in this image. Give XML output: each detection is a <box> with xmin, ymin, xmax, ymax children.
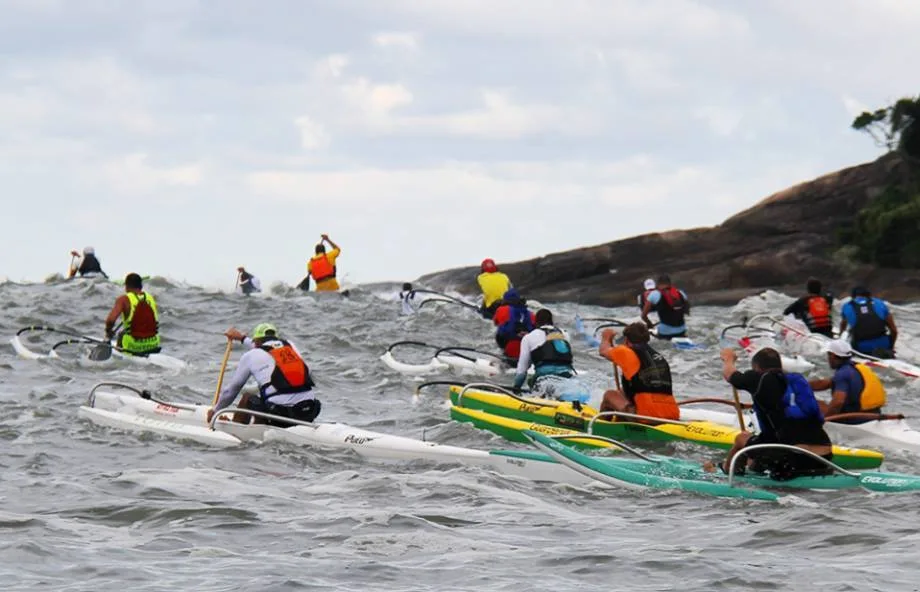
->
<box><xmin>447</xmin><ymin>386</ymin><xmax>884</xmax><ymax>470</ymax></box>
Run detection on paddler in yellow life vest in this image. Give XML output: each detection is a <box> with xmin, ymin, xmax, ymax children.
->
<box><xmin>809</xmin><ymin>339</ymin><xmax>887</xmax><ymax>422</ymax></box>
<box><xmin>302</xmin><ymin>234</ymin><xmax>341</xmax><ymax>292</ymax></box>
<box><xmin>104</xmin><ymin>272</ymin><xmax>161</xmax><ymax>355</ymax></box>
<box><xmin>477</xmin><ymin>258</ymin><xmax>512</xmax><ymax>319</ymax></box>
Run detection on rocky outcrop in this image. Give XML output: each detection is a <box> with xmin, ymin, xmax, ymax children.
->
<box><xmin>417</xmin><ymin>154</ymin><xmax>920</xmax><ymax>305</ymax></box>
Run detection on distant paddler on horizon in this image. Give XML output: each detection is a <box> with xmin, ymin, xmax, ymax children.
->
<box><xmin>298</xmin><ymin>234</ymin><xmax>342</xmax><ymax>292</ymax></box>
<box><xmin>68</xmin><ymin>246</ymin><xmax>107</xmax><ymax>279</ymax></box>
<box><xmin>236</xmin><ymin>266</ymin><xmax>262</xmax><ymax>295</ymax></box>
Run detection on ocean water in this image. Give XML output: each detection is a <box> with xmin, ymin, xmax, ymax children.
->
<box><xmin>2</xmin><ymin>278</ymin><xmax>920</xmax><ymax>592</ymax></box>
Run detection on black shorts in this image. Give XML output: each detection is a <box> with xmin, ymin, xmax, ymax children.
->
<box><xmin>744</xmin><ymin>434</ymin><xmax>833</xmax><ymax>481</ymax></box>
<box><xmin>252</xmin><ymin>396</ymin><xmax>322</xmax><ymax>427</ymax></box>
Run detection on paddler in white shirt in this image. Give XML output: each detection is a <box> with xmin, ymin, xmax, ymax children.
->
<box><xmin>207</xmin><ymin>324</ymin><xmax>321</xmax><ymax>426</ymax></box>
<box><xmin>513</xmin><ymin>309</ymin><xmax>587</xmax><ymax>402</ymax></box>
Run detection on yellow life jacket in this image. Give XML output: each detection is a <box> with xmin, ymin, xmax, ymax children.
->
<box><xmin>477</xmin><ymin>272</ymin><xmax>511</xmax><ymax>308</ymax></box>
<box><xmin>855</xmin><ymin>364</ymin><xmax>886</xmax><ymax>410</ymax></box>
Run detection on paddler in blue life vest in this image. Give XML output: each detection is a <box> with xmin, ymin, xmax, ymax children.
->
<box><xmin>68</xmin><ymin>246</ymin><xmax>107</xmax><ymax>279</ymax></box>
<box><xmin>782</xmin><ymin>278</ymin><xmax>834</xmax><ymax>337</ymax></box>
<box><xmin>716</xmin><ymin>347</ymin><xmax>833</xmax><ymax>480</ymax></box>
<box><xmin>840</xmin><ymin>286</ymin><xmax>898</xmax><ymax>358</ymax></box>
<box><xmin>104</xmin><ymin>273</ymin><xmax>161</xmax><ymax>355</ymax></box>
<box><xmin>636</xmin><ymin>278</ymin><xmax>655</xmax><ymax>310</ymax></box>
<box><xmin>641</xmin><ymin>274</ymin><xmax>690</xmax><ymax>339</ymax></box>
<box><xmin>809</xmin><ymin>339</ymin><xmax>887</xmax><ymax>421</ymax></box>
<box><xmin>298</xmin><ymin>234</ymin><xmax>342</xmax><ymax>292</ymax></box>
<box><xmin>493</xmin><ymin>288</ymin><xmax>536</xmax><ymax>362</ymax></box>
<box><xmin>477</xmin><ymin>258</ymin><xmax>512</xmax><ymax>319</ymax></box>
<box><xmin>207</xmin><ymin>324</ymin><xmax>321</xmax><ymax>426</ymax></box>
<box><xmin>513</xmin><ymin>309</ymin><xmax>587</xmax><ymax>401</ymax></box>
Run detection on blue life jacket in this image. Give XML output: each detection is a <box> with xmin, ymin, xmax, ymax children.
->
<box><xmin>498</xmin><ymin>304</ymin><xmax>534</xmax><ymax>338</ymax></box>
<box><xmin>782</xmin><ymin>373</ymin><xmax>824</xmax><ymax>422</ymax></box>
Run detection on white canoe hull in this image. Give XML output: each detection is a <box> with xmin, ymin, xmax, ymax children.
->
<box><xmin>11</xmin><ymin>336</ymin><xmax>187</xmax><ymax>370</ymax></box>
<box><xmin>680</xmin><ymin>407</ymin><xmax>920</xmax><ymax>453</ymax></box>
<box><xmin>80</xmin><ymin>391</ymin><xmax>595</xmax><ymax>485</ymax></box>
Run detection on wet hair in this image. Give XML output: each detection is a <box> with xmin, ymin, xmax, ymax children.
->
<box><xmin>851</xmin><ymin>286</ymin><xmax>871</xmax><ymax>298</ymax></box>
<box><xmin>124</xmin><ymin>273</ymin><xmax>143</xmax><ymax>289</ymax></box>
<box><xmin>806</xmin><ymin>278</ymin><xmax>822</xmax><ymax>295</ymax></box>
<box><xmin>623</xmin><ymin>322</ymin><xmax>650</xmax><ymax>344</ymax></box>
<box><xmin>315</xmin><ymin>244</ymin><xmax>326</xmax><ymax>255</ymax></box>
<box><xmin>535</xmin><ymin>309</ymin><xmax>553</xmax><ymax>326</ymax></box>
<box><xmin>402</xmin><ymin>282</ymin><xmax>412</xmax><ymax>291</ymax></box>
<box><xmin>657</xmin><ymin>274</ymin><xmax>671</xmax><ymax>285</ymax></box>
<box><xmin>751</xmin><ymin>348</ymin><xmax>783</xmax><ymax>372</ymax></box>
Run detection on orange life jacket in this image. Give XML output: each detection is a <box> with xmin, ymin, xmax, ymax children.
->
<box><xmin>805</xmin><ymin>295</ymin><xmax>832</xmax><ymax>332</ymax></box>
<box><xmin>309</xmin><ymin>255</ymin><xmax>336</xmax><ymax>282</ymax></box>
<box><xmin>259</xmin><ymin>339</ymin><xmax>314</xmax><ymax>397</ymax></box>
<box><xmin>633</xmin><ymin>393</ymin><xmax>680</xmax><ymax>420</ymax></box>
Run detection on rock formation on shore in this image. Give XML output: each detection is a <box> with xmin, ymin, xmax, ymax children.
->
<box><xmin>417</xmin><ymin>154</ymin><xmax>920</xmax><ymax>305</ymax></box>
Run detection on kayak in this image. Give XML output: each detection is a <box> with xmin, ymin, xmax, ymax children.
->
<box><xmin>680</xmin><ymin>404</ymin><xmax>920</xmax><ymax>453</ymax></box>
<box><xmin>524</xmin><ymin>431</ymin><xmax>920</xmax><ymax>500</ymax></box>
<box><xmin>78</xmin><ymin>383</ymin><xmax>595</xmax><ymax>485</ymax></box>
<box><xmin>10</xmin><ymin>333</ymin><xmax>187</xmax><ymax>371</ymax></box>
<box><xmin>448</xmin><ymin>386</ymin><xmax>884</xmax><ymax>469</ymax></box>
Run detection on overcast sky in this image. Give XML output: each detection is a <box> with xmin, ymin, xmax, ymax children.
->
<box><xmin>1</xmin><ymin>0</ymin><xmax>915</xmax><ymax>288</ymax></box>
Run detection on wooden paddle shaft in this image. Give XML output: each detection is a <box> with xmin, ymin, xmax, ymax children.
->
<box><xmin>731</xmin><ymin>387</ymin><xmax>746</xmax><ymax>432</ymax></box>
<box><xmin>212</xmin><ymin>339</ymin><xmax>234</xmax><ymax>405</ymax></box>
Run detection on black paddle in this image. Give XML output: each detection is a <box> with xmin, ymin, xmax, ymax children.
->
<box><xmin>89</xmin><ymin>322</ymin><xmax>121</xmax><ymax>361</ymax></box>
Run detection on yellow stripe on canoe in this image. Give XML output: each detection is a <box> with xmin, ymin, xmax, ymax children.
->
<box><xmin>450</xmin><ymin>405</ymin><xmax>619</xmax><ymax>450</ymax></box>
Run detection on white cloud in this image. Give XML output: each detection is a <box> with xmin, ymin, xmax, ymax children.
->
<box><xmin>294</xmin><ymin>116</ymin><xmax>330</xmax><ymax>150</ymax></box>
<box><xmin>372</xmin><ymin>32</ymin><xmax>420</xmax><ymax>51</ymax></box>
<box><xmin>97</xmin><ymin>153</ymin><xmax>204</xmax><ymax>194</ymax></box>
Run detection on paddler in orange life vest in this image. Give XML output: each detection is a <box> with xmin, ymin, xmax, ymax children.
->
<box><xmin>207</xmin><ymin>324</ymin><xmax>321</xmax><ymax>426</ymax></box>
<box><xmin>782</xmin><ymin>278</ymin><xmax>834</xmax><ymax>337</ymax></box>
<box><xmin>641</xmin><ymin>274</ymin><xmax>690</xmax><ymax>339</ymax></box>
<box><xmin>477</xmin><ymin>258</ymin><xmax>512</xmax><ymax>319</ymax></box>
<box><xmin>301</xmin><ymin>234</ymin><xmax>341</xmax><ymax>292</ymax></box>
<box><xmin>598</xmin><ymin>322</ymin><xmax>680</xmax><ymax>420</ymax></box>
<box><xmin>104</xmin><ymin>273</ymin><xmax>161</xmax><ymax>355</ymax></box>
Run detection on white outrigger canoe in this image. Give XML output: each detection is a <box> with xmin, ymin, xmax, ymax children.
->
<box><xmin>679</xmin><ymin>404</ymin><xmax>920</xmax><ymax>453</ymax></box>
<box><xmin>380</xmin><ymin>341</ymin><xmax>519</xmax><ymax>377</ymax></box>
<box><xmin>11</xmin><ymin>331</ymin><xmax>187</xmax><ymax>371</ymax></box>
<box><xmin>77</xmin><ymin>383</ymin><xmax>596</xmax><ymax>485</ymax></box>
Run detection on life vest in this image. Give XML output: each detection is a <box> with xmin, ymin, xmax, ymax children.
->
<box><xmin>843</xmin><ymin>364</ymin><xmax>886</xmax><ymax>412</ymax></box>
<box><xmin>309</xmin><ymin>254</ymin><xmax>336</xmax><ymax>282</ymax></box>
<box><xmin>620</xmin><ymin>345</ymin><xmax>678</xmax><ymax>419</ymax></box>
<box><xmin>804</xmin><ymin>295</ymin><xmax>832</xmax><ymax>332</ymax></box>
<box><xmin>850</xmin><ymin>298</ymin><xmax>887</xmax><ymax>342</ymax></box>
<box><xmin>655</xmin><ymin>287</ymin><xmax>686</xmax><ymax>327</ymax></box>
<box><xmin>781</xmin><ymin>373</ymin><xmax>824</xmax><ymax>422</ymax></box>
<box><xmin>530</xmin><ymin>326</ymin><xmax>574</xmax><ymax>367</ymax></box>
<box><xmin>79</xmin><ymin>254</ymin><xmax>103</xmax><ymax>275</ymax></box>
<box><xmin>497</xmin><ymin>303</ymin><xmax>534</xmax><ymax>340</ymax></box>
<box><xmin>478</xmin><ymin>272</ymin><xmax>512</xmax><ymax>308</ymax></box>
<box><xmin>258</xmin><ymin>339</ymin><xmax>314</xmax><ymax>398</ymax></box>
<box><xmin>124</xmin><ymin>292</ymin><xmax>159</xmax><ymax>339</ymax></box>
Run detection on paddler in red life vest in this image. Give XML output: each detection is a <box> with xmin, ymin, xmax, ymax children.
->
<box><xmin>207</xmin><ymin>324</ymin><xmax>321</xmax><ymax>426</ymax></box>
<box><xmin>782</xmin><ymin>278</ymin><xmax>834</xmax><ymax>337</ymax></box>
<box><xmin>641</xmin><ymin>274</ymin><xmax>690</xmax><ymax>339</ymax></box>
<box><xmin>104</xmin><ymin>273</ymin><xmax>161</xmax><ymax>355</ymax></box>
<box><xmin>300</xmin><ymin>234</ymin><xmax>341</xmax><ymax>292</ymax></box>
<box><xmin>492</xmin><ymin>288</ymin><xmax>536</xmax><ymax>363</ymax></box>
<box><xmin>636</xmin><ymin>278</ymin><xmax>655</xmax><ymax>311</ymax></box>
<box><xmin>598</xmin><ymin>322</ymin><xmax>680</xmax><ymax>420</ymax></box>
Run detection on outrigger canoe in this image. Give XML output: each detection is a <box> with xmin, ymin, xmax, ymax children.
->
<box><xmin>11</xmin><ymin>327</ymin><xmax>186</xmax><ymax>371</ymax></box>
<box><xmin>447</xmin><ymin>385</ymin><xmax>884</xmax><ymax>470</ymax></box>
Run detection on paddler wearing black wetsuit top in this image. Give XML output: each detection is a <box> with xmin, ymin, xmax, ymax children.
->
<box><xmin>718</xmin><ymin>347</ymin><xmax>833</xmax><ymax>480</ymax></box>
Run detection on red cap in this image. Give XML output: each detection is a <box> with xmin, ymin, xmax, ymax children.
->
<box><xmin>481</xmin><ymin>258</ymin><xmax>498</xmax><ymax>273</ymax></box>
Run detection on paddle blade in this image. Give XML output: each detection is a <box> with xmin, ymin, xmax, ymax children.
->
<box><xmin>88</xmin><ymin>343</ymin><xmax>113</xmax><ymax>361</ymax></box>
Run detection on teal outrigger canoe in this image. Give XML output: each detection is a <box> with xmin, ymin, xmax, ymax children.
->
<box><xmin>522</xmin><ymin>430</ymin><xmax>920</xmax><ymax>501</ymax></box>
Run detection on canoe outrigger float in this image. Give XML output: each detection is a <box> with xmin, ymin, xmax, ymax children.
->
<box><xmin>443</xmin><ymin>384</ymin><xmax>884</xmax><ymax>470</ymax></box>
<box><xmin>79</xmin><ymin>384</ymin><xmax>920</xmax><ymax>500</ymax></box>
<box><xmin>380</xmin><ymin>341</ymin><xmax>517</xmax><ymax>377</ymax></box>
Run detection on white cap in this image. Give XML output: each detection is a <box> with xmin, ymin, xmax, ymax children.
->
<box><xmin>827</xmin><ymin>339</ymin><xmax>853</xmax><ymax>358</ymax></box>
<box><xmin>83</xmin><ymin>246</ymin><xmax>95</xmax><ymax>255</ymax></box>
<box><xmin>643</xmin><ymin>278</ymin><xmax>655</xmax><ymax>290</ymax></box>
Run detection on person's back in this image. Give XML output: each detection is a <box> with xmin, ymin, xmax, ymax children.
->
<box><xmin>70</xmin><ymin>247</ymin><xmax>107</xmax><ymax>278</ymax></box>
<box><xmin>238</xmin><ymin>267</ymin><xmax>261</xmax><ymax>295</ymax></box>
<box><xmin>477</xmin><ymin>259</ymin><xmax>511</xmax><ymax>319</ymax></box>
<box><xmin>783</xmin><ymin>279</ymin><xmax>833</xmax><ymax>337</ymax></box>
<box><xmin>842</xmin><ymin>288</ymin><xmax>894</xmax><ymax>356</ymax></box>
<box><xmin>642</xmin><ymin>275</ymin><xmax>689</xmax><ymax>338</ymax></box>
<box><xmin>637</xmin><ymin>278</ymin><xmax>655</xmax><ymax>311</ymax></box>
<box><xmin>108</xmin><ymin>273</ymin><xmax>161</xmax><ymax>355</ymax></box>
<box><xmin>399</xmin><ymin>282</ymin><xmax>415</xmax><ymax>315</ymax></box>
<box><xmin>493</xmin><ymin>289</ymin><xmax>534</xmax><ymax>360</ymax></box>
<box><xmin>307</xmin><ymin>234</ymin><xmax>341</xmax><ymax>292</ymax></box>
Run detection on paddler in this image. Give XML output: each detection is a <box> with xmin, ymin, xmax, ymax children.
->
<box><xmin>598</xmin><ymin>322</ymin><xmax>679</xmax><ymax>419</ymax></box>
<box><xmin>718</xmin><ymin>347</ymin><xmax>833</xmax><ymax>479</ymax></box>
<box><xmin>300</xmin><ymin>234</ymin><xmax>342</xmax><ymax>292</ymax></box>
<box><xmin>477</xmin><ymin>258</ymin><xmax>512</xmax><ymax>319</ymax></box>
<box><xmin>104</xmin><ymin>273</ymin><xmax>161</xmax><ymax>355</ymax></box>
<box><xmin>636</xmin><ymin>278</ymin><xmax>655</xmax><ymax>311</ymax></box>
<box><xmin>399</xmin><ymin>282</ymin><xmax>416</xmax><ymax>315</ymax></box>
<box><xmin>493</xmin><ymin>288</ymin><xmax>535</xmax><ymax>363</ymax></box>
<box><xmin>68</xmin><ymin>246</ymin><xmax>107</xmax><ymax>279</ymax></box>
<box><xmin>207</xmin><ymin>324</ymin><xmax>321</xmax><ymax>426</ymax></box>
<box><xmin>237</xmin><ymin>266</ymin><xmax>262</xmax><ymax>295</ymax></box>
<box><xmin>641</xmin><ymin>274</ymin><xmax>690</xmax><ymax>339</ymax></box>
<box><xmin>513</xmin><ymin>309</ymin><xmax>586</xmax><ymax>401</ymax></box>
<box><xmin>840</xmin><ymin>286</ymin><xmax>898</xmax><ymax>358</ymax></box>
<box><xmin>809</xmin><ymin>340</ymin><xmax>886</xmax><ymax>421</ymax></box>
<box><xmin>782</xmin><ymin>278</ymin><xmax>834</xmax><ymax>337</ymax></box>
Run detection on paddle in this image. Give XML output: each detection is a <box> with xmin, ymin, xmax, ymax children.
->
<box><xmin>212</xmin><ymin>339</ymin><xmax>234</xmax><ymax>406</ymax></box>
<box><xmin>88</xmin><ymin>322</ymin><xmax>122</xmax><ymax>362</ymax></box>
<box><xmin>67</xmin><ymin>253</ymin><xmax>77</xmax><ymax>278</ymax></box>
<box><xmin>234</xmin><ymin>271</ymin><xmax>241</xmax><ymax>293</ymax></box>
<box><xmin>731</xmin><ymin>387</ymin><xmax>746</xmax><ymax>432</ymax></box>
